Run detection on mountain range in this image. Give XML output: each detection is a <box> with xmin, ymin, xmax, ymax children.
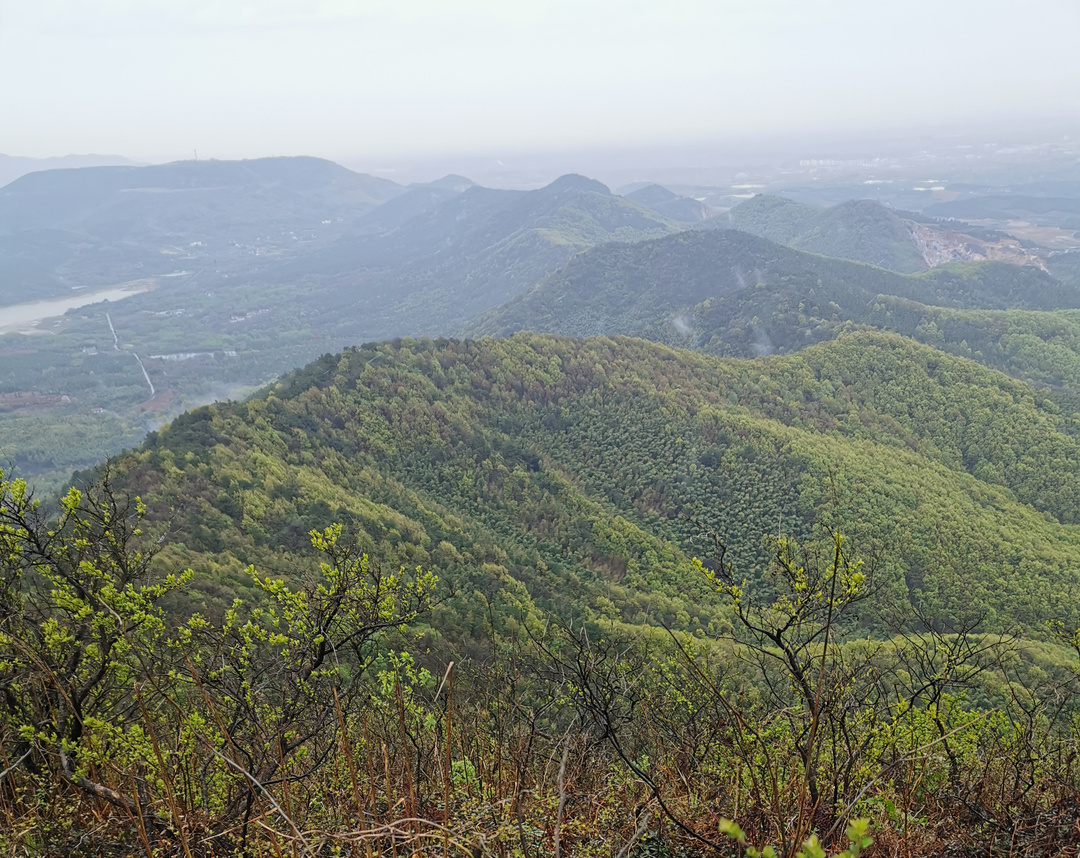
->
<box><xmin>3</xmin><ymin>155</ymin><xmax>1078</xmax><ymax>500</ymax></box>
<box><xmin>7</xmin><ymin>153</ymin><xmax>1080</xmax><ymax>857</ymax></box>
<box><xmin>258</xmin><ymin>172</ymin><xmax>681</xmax><ymax>337</ymax></box>
<box><xmin>466</xmin><ymin>227</ymin><xmax>1076</xmax><ymax>366</ymax></box>
<box><xmin>0</xmin><ymin>160</ymin><xmax>682</xmax><ymax>492</ymax></box>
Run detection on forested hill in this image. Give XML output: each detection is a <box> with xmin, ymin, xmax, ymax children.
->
<box><xmin>719</xmin><ymin>194</ymin><xmax>819</xmax><ymax>243</ymax></box>
<box><xmin>465</xmin><ymin>227</ymin><xmax>1075</xmax><ymax>355</ymax></box>
<box><xmin>0</xmin><ymin>156</ymin><xmax>407</xmax><ymax>301</ymax></box>
<box><xmin>109</xmin><ymin>331</ymin><xmax>1080</xmax><ymax>644</ymax></box>
<box><xmin>0</xmin><ymin>168</ymin><xmax>682</xmax><ymax>497</ymax></box>
<box><xmin>623</xmin><ymin>183</ymin><xmax>712</xmax><ymax>223</ymax></box>
<box><xmin>718</xmin><ymin>195</ymin><xmax>926</xmax><ymax>272</ymax></box>
<box><xmin>714</xmin><ymin>194</ymin><xmax>1029</xmax><ymax>273</ymax></box>
<box><xmin>258</xmin><ymin>173</ymin><xmax>681</xmax><ymax>336</ymax></box>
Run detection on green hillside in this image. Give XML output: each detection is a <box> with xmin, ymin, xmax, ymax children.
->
<box><xmin>789</xmin><ymin>199</ymin><xmax>928</xmax><ymax>272</ymax></box>
<box><xmin>12</xmin><ymin>330</ymin><xmax>1080</xmax><ymax>856</ymax></box>
<box><xmin>598</xmin><ymin>258</ymin><xmax>1080</xmax><ymax>405</ymax></box>
<box><xmin>467</xmin><ymin>229</ymin><xmax>1076</xmax><ymax>350</ymax></box>
<box><xmin>720</xmin><ymin>193</ymin><xmax>819</xmax><ymax>243</ymax></box>
<box><xmin>265</xmin><ymin>174</ymin><xmax>681</xmax><ymax>334</ymax></box>
<box><xmin>840</xmin><ymin>300</ymin><xmax>1080</xmax><ymax>397</ymax></box>
<box><xmin>109</xmin><ymin>332</ymin><xmax>1080</xmax><ymax>637</ymax></box>
<box><xmin>1048</xmin><ymin>249</ymin><xmax>1080</xmax><ymax>287</ymax></box>
<box><xmin>718</xmin><ymin>195</ymin><xmax>979</xmax><ymax>273</ymax></box>
<box><xmin>0</xmin><ymin>173</ymin><xmax>679</xmax><ymax>496</ymax></box>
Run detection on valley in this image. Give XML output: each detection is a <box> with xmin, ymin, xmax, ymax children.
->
<box><xmin>4</xmin><ymin>152</ymin><xmax>1080</xmax><ymax>856</ymax></box>
<box><xmin>5</xmin><ymin>155</ymin><xmax>1080</xmax><ymax>521</ymax></box>
<box><xmin>0</xmin><ymin>279</ymin><xmax>154</xmax><ymax>341</ymax></box>
<box><xmin>11</xmin><ymin>0</ymin><xmax>1080</xmax><ymax>852</ymax></box>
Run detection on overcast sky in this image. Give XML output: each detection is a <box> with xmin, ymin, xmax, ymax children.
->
<box><xmin>2</xmin><ymin>0</ymin><xmax>1078</xmax><ymax>164</ymax></box>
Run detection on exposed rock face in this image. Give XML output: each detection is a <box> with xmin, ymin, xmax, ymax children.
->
<box><xmin>905</xmin><ymin>220</ymin><xmax>1047</xmax><ymax>271</ymax></box>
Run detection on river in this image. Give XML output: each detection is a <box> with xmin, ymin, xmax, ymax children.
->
<box><xmin>0</xmin><ymin>282</ymin><xmax>153</xmax><ymax>334</ymax></box>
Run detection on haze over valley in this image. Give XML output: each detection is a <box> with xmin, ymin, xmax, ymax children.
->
<box><xmin>4</xmin><ymin>140</ymin><xmax>1080</xmax><ymax>493</ymax></box>
<box><xmin>5</xmin><ymin>2</ymin><xmax>1080</xmax><ymax>855</ymax></box>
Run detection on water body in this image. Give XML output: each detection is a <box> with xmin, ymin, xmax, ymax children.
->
<box><xmin>0</xmin><ymin>283</ymin><xmax>152</xmax><ymax>334</ymax></box>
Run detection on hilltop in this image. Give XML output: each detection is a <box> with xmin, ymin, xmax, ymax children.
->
<box><xmin>0</xmin><ymin>156</ymin><xmax>406</xmax><ymax>302</ymax></box>
<box><xmin>623</xmin><ymin>183</ymin><xmax>712</xmax><ymax>223</ymax></box>
<box><xmin>717</xmin><ymin>194</ymin><xmax>1042</xmax><ymax>273</ymax></box>
<box><xmin>108</xmin><ymin>331</ymin><xmax>1080</xmax><ymax>637</ymax></box>
<box><xmin>0</xmin><ymin>167</ymin><xmax>680</xmax><ymax>493</ymax></box>
<box><xmin>466</xmin><ymin>228</ymin><xmax>1076</xmax><ymax>362</ymax></box>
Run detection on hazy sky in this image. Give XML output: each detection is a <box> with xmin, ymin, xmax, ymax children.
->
<box><xmin>2</xmin><ymin>0</ymin><xmax>1078</xmax><ymax>163</ymax></box>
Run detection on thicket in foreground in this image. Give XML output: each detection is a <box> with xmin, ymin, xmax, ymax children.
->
<box><xmin>1</xmin><ymin>471</ymin><xmax>1079</xmax><ymax>857</ymax></box>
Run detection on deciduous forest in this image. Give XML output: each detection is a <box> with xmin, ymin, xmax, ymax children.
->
<box><xmin>4</xmin><ymin>333</ymin><xmax>1080</xmax><ymax>857</ymax></box>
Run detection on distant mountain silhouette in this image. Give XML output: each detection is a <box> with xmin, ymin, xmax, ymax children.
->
<box><xmin>625</xmin><ymin>183</ymin><xmax>712</xmax><ymax>223</ymax></box>
<box><xmin>0</xmin><ymin>153</ymin><xmax>139</xmax><ymax>190</ymax></box>
<box><xmin>716</xmin><ymin>195</ymin><xmax>925</xmax><ymax>272</ymax></box>
<box><xmin>0</xmin><ymin>156</ymin><xmax>406</xmax><ymax>302</ymax></box>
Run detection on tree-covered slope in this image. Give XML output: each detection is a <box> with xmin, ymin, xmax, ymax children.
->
<box><xmin>788</xmin><ymin>199</ymin><xmax>928</xmax><ymax>273</ymax></box>
<box><xmin>263</xmin><ymin>174</ymin><xmax>681</xmax><ymax>336</ymax></box>
<box><xmin>0</xmin><ymin>172</ymin><xmax>678</xmax><ymax>496</ymax></box>
<box><xmin>717</xmin><ymin>194</ymin><xmax>930</xmax><ymax>271</ymax></box>
<box><xmin>0</xmin><ymin>156</ymin><xmax>407</xmax><ymax>302</ymax></box>
<box><xmin>466</xmin><ymin>228</ymin><xmax>1076</xmax><ymax>348</ymax></box>
<box><xmin>719</xmin><ymin>193</ymin><xmax>819</xmax><ymax>244</ymax></box>
<box><xmin>850</xmin><ymin>300</ymin><xmax>1080</xmax><ymax>397</ymax></box>
<box><xmin>107</xmin><ymin>332</ymin><xmax>1080</xmax><ymax>641</ymax></box>
<box><xmin>612</xmin><ymin>262</ymin><xmax>1080</xmax><ymax>405</ymax></box>
<box><xmin>717</xmin><ymin>194</ymin><xmax>1027</xmax><ymax>274</ymax></box>
<box><xmin>1048</xmin><ymin>249</ymin><xmax>1080</xmax><ymax>288</ymax></box>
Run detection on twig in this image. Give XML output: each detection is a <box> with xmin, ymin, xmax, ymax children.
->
<box><xmin>614</xmin><ymin>811</ymin><xmax>652</xmax><ymax>858</ymax></box>
<box><xmin>0</xmin><ymin>749</ymin><xmax>32</xmax><ymax>782</ymax></box>
<box><xmin>201</xmin><ymin>741</ymin><xmax>309</xmax><ymax>851</ymax></box>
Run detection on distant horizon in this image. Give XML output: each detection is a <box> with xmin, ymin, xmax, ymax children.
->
<box><xmin>7</xmin><ymin>110</ymin><xmax>1079</xmax><ymax>164</ymax></box>
<box><xmin>5</xmin><ymin>0</ymin><xmax>1078</xmax><ymax>173</ymax></box>
<box><xmin>3</xmin><ymin>115</ymin><xmax>1079</xmax><ymax>192</ymax></box>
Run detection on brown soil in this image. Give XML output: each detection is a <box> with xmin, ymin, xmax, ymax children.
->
<box><xmin>0</xmin><ymin>392</ymin><xmax>71</xmax><ymax>412</ymax></box>
<box><xmin>134</xmin><ymin>388</ymin><xmax>181</xmax><ymax>413</ymax></box>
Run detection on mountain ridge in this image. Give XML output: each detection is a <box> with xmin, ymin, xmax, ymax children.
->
<box><xmin>466</xmin><ymin>227</ymin><xmax>1077</xmax><ymax>352</ymax></box>
<box><xmin>717</xmin><ymin>193</ymin><xmax>1044</xmax><ymax>273</ymax></box>
<box><xmin>105</xmin><ymin>330</ymin><xmax>1080</xmax><ymax>640</ymax></box>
